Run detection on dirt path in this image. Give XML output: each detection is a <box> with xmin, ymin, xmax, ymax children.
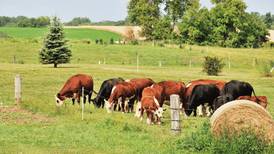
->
<box><xmin>0</xmin><ymin>106</ymin><xmax>53</xmax><ymax>125</ymax></box>
<box><xmin>268</xmin><ymin>30</ymin><xmax>274</xmax><ymax>42</ymax></box>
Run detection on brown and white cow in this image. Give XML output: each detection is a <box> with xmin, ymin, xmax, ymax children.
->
<box><xmin>140</xmin><ymin>87</ymin><xmax>164</xmax><ymax>125</ymax></box>
<box><xmin>237</xmin><ymin>96</ymin><xmax>268</xmax><ymax>109</ymax></box>
<box><xmin>56</xmin><ymin>74</ymin><xmax>94</xmax><ymax>106</ymax></box>
<box><xmin>105</xmin><ymin>82</ymin><xmax>135</xmax><ymax>113</ymax></box>
<box><xmin>125</xmin><ymin>78</ymin><xmax>154</xmax><ymax>116</ymax></box>
<box><xmin>184</xmin><ymin>79</ymin><xmax>226</xmax><ymax>115</ymax></box>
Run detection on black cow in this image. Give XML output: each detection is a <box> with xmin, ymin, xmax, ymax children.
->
<box><xmin>221</xmin><ymin>80</ymin><xmax>256</xmax><ymax>100</ymax></box>
<box><xmin>212</xmin><ymin>94</ymin><xmax>234</xmax><ymax>112</ymax></box>
<box><xmin>185</xmin><ymin>84</ymin><xmax>220</xmax><ymax>117</ymax></box>
<box><xmin>92</xmin><ymin>78</ymin><xmax>124</xmax><ymax>108</ymax></box>
<box><xmin>212</xmin><ymin>80</ymin><xmax>257</xmax><ymax>112</ymax></box>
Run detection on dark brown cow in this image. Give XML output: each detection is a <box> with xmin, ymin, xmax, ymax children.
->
<box><xmin>140</xmin><ymin>87</ymin><xmax>164</xmax><ymax>125</ymax></box>
<box><xmin>125</xmin><ymin>78</ymin><xmax>154</xmax><ymax>115</ymax></box>
<box><xmin>56</xmin><ymin>74</ymin><xmax>94</xmax><ymax>106</ymax></box>
<box><xmin>237</xmin><ymin>96</ymin><xmax>268</xmax><ymax>109</ymax></box>
<box><xmin>105</xmin><ymin>82</ymin><xmax>135</xmax><ymax>113</ymax></box>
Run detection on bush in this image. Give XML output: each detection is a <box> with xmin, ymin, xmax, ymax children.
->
<box><xmin>109</xmin><ymin>38</ymin><xmax>114</xmax><ymax>44</ymax></box>
<box><xmin>176</xmin><ymin>121</ymin><xmax>273</xmax><ymax>154</ymax></box>
<box><xmin>130</xmin><ymin>40</ymin><xmax>139</xmax><ymax>45</ymax></box>
<box><xmin>95</xmin><ymin>39</ymin><xmax>99</xmax><ymax>44</ymax></box>
<box><xmin>203</xmin><ymin>56</ymin><xmax>225</xmax><ymax>76</ymax></box>
<box><xmin>260</xmin><ymin>60</ymin><xmax>274</xmax><ymax>77</ymax></box>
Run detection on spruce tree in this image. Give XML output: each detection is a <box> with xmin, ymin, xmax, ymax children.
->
<box><xmin>39</xmin><ymin>16</ymin><xmax>71</xmax><ymax>68</ymax></box>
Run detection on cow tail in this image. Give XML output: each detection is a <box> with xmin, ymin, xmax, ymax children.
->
<box><xmin>251</xmin><ymin>87</ymin><xmax>259</xmax><ymax>102</ymax></box>
<box><xmin>91</xmin><ymin>89</ymin><xmax>98</xmax><ymax>95</ymax></box>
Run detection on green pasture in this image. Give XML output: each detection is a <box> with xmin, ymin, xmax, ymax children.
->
<box><xmin>0</xmin><ymin>32</ymin><xmax>274</xmax><ymax>153</ymax></box>
<box><xmin>0</xmin><ymin>27</ymin><xmax>122</xmax><ymax>41</ymax></box>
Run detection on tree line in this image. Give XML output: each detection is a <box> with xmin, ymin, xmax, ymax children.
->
<box><xmin>0</xmin><ymin>16</ymin><xmax>50</xmax><ymax>27</ymax></box>
<box><xmin>127</xmin><ymin>0</ymin><xmax>274</xmax><ymax>48</ymax></box>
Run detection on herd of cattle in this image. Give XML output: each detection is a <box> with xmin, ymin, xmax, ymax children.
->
<box><xmin>55</xmin><ymin>74</ymin><xmax>268</xmax><ymax>125</ymax></box>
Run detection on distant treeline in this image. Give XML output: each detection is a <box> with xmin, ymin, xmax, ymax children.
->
<box><xmin>64</xmin><ymin>17</ymin><xmax>126</xmax><ymax>26</ymax></box>
<box><xmin>0</xmin><ymin>16</ymin><xmax>127</xmax><ymax>27</ymax></box>
<box><xmin>0</xmin><ymin>16</ymin><xmax>50</xmax><ymax>27</ymax></box>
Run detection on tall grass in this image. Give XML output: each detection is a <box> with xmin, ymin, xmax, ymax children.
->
<box><xmin>176</xmin><ymin>121</ymin><xmax>274</xmax><ymax>154</ymax></box>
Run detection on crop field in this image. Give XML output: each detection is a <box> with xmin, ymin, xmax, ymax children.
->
<box><xmin>0</xmin><ymin>27</ymin><xmax>122</xmax><ymax>41</ymax></box>
<box><xmin>0</xmin><ymin>28</ymin><xmax>274</xmax><ymax>153</ymax></box>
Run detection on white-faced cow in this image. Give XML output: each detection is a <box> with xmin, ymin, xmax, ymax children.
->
<box><xmin>105</xmin><ymin>82</ymin><xmax>135</xmax><ymax>113</ymax></box>
<box><xmin>56</xmin><ymin>74</ymin><xmax>94</xmax><ymax>106</ymax></box>
<box><xmin>92</xmin><ymin>78</ymin><xmax>124</xmax><ymax>108</ymax></box>
<box><xmin>140</xmin><ymin>86</ymin><xmax>164</xmax><ymax>125</ymax></box>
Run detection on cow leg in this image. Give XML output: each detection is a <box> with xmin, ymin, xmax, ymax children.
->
<box><xmin>140</xmin><ymin>108</ymin><xmax>144</xmax><ymax>121</ymax></box>
<box><xmin>76</xmin><ymin>92</ymin><xmax>81</xmax><ymax>104</ymax></box>
<box><xmin>146</xmin><ymin>111</ymin><xmax>152</xmax><ymax>125</ymax></box>
<box><xmin>197</xmin><ymin>105</ymin><xmax>203</xmax><ymax>117</ymax></box>
<box><xmin>88</xmin><ymin>92</ymin><xmax>92</xmax><ymax>104</ymax></box>
<box><xmin>72</xmin><ymin>98</ymin><xmax>75</xmax><ymax>105</ymax></box>
<box><xmin>124</xmin><ymin>99</ymin><xmax>129</xmax><ymax>113</ymax></box>
<box><xmin>193</xmin><ymin>106</ymin><xmax>197</xmax><ymax>117</ymax></box>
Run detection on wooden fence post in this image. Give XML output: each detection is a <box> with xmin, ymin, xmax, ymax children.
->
<box><xmin>170</xmin><ymin>94</ymin><xmax>181</xmax><ymax>134</ymax></box>
<box><xmin>15</xmin><ymin>74</ymin><xmax>21</xmax><ymax>104</ymax></box>
<box><xmin>82</xmin><ymin>87</ymin><xmax>85</xmax><ymax>120</ymax></box>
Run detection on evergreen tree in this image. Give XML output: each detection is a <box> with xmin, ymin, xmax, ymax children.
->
<box><xmin>39</xmin><ymin>17</ymin><xmax>71</xmax><ymax>68</ymax></box>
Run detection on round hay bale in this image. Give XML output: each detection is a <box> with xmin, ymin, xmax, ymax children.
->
<box><xmin>210</xmin><ymin>100</ymin><xmax>274</xmax><ymax>143</ymax></box>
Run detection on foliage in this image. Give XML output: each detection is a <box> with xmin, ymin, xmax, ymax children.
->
<box><xmin>0</xmin><ymin>16</ymin><xmax>50</xmax><ymax>27</ymax></box>
<box><xmin>260</xmin><ymin>60</ymin><xmax>274</xmax><ymax>77</ymax></box>
<box><xmin>127</xmin><ymin>0</ymin><xmax>161</xmax><ymax>40</ymax></box>
<box><xmin>176</xmin><ymin>121</ymin><xmax>273</xmax><ymax>153</ymax></box>
<box><xmin>203</xmin><ymin>56</ymin><xmax>225</xmax><ymax>76</ymax></box>
<box><xmin>39</xmin><ymin>17</ymin><xmax>72</xmax><ymax>68</ymax></box>
<box><xmin>91</xmin><ymin>20</ymin><xmax>126</xmax><ymax>26</ymax></box>
<box><xmin>263</xmin><ymin>12</ymin><xmax>274</xmax><ymax>29</ymax></box>
<box><xmin>65</xmin><ymin>17</ymin><xmax>91</xmax><ymax>26</ymax></box>
<box><xmin>152</xmin><ymin>16</ymin><xmax>173</xmax><ymax>40</ymax></box>
<box><xmin>179</xmin><ymin>0</ymin><xmax>268</xmax><ymax>48</ymax></box>
<box><xmin>164</xmin><ymin>0</ymin><xmax>191</xmax><ymax>28</ymax></box>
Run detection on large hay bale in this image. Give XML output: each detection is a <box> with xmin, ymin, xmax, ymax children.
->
<box><xmin>210</xmin><ymin>100</ymin><xmax>274</xmax><ymax>143</ymax></box>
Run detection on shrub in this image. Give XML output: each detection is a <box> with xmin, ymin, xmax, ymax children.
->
<box><xmin>203</xmin><ymin>56</ymin><xmax>225</xmax><ymax>76</ymax></box>
<box><xmin>176</xmin><ymin>121</ymin><xmax>273</xmax><ymax>154</ymax></box>
<box><xmin>99</xmin><ymin>39</ymin><xmax>103</xmax><ymax>45</ymax></box>
<box><xmin>109</xmin><ymin>38</ymin><xmax>114</xmax><ymax>44</ymax></box>
<box><xmin>95</xmin><ymin>39</ymin><xmax>99</xmax><ymax>44</ymax></box>
<box><xmin>260</xmin><ymin>60</ymin><xmax>274</xmax><ymax>77</ymax></box>
<box><xmin>130</xmin><ymin>40</ymin><xmax>139</xmax><ymax>45</ymax></box>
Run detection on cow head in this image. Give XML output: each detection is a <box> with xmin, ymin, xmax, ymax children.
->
<box><xmin>154</xmin><ymin>107</ymin><xmax>164</xmax><ymax>118</ymax></box>
<box><xmin>55</xmin><ymin>93</ymin><xmax>65</xmax><ymax>106</ymax></box>
<box><xmin>105</xmin><ymin>100</ymin><xmax>113</xmax><ymax>113</ymax></box>
<box><xmin>135</xmin><ymin>101</ymin><xmax>142</xmax><ymax>118</ymax></box>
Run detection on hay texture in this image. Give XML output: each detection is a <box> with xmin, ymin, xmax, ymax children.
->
<box><xmin>210</xmin><ymin>100</ymin><xmax>274</xmax><ymax>143</ymax></box>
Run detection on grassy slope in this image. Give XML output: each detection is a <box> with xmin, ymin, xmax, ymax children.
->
<box><xmin>0</xmin><ymin>37</ymin><xmax>273</xmax><ymax>153</ymax></box>
<box><xmin>0</xmin><ymin>27</ymin><xmax>122</xmax><ymax>40</ymax></box>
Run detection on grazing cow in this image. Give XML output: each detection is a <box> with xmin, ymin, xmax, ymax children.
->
<box><xmin>92</xmin><ymin>78</ymin><xmax>124</xmax><ymax>108</ymax></box>
<box><xmin>125</xmin><ymin>78</ymin><xmax>154</xmax><ymax>115</ymax></box>
<box><xmin>221</xmin><ymin>80</ymin><xmax>256</xmax><ymax>100</ymax></box>
<box><xmin>213</xmin><ymin>94</ymin><xmax>234</xmax><ymax>112</ymax></box>
<box><xmin>156</xmin><ymin>80</ymin><xmax>186</xmax><ymax>106</ymax></box>
<box><xmin>105</xmin><ymin>82</ymin><xmax>135</xmax><ymax>113</ymax></box>
<box><xmin>184</xmin><ymin>79</ymin><xmax>226</xmax><ymax>103</ymax></box>
<box><xmin>212</xmin><ymin>80</ymin><xmax>257</xmax><ymax>112</ymax></box>
<box><xmin>237</xmin><ymin>96</ymin><xmax>268</xmax><ymax>109</ymax></box>
<box><xmin>140</xmin><ymin>87</ymin><xmax>164</xmax><ymax>125</ymax></box>
<box><xmin>56</xmin><ymin>74</ymin><xmax>94</xmax><ymax>106</ymax></box>
<box><xmin>185</xmin><ymin>84</ymin><xmax>220</xmax><ymax>117</ymax></box>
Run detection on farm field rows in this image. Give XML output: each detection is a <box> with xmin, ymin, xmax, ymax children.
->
<box><xmin>0</xmin><ymin>27</ymin><xmax>274</xmax><ymax>153</ymax></box>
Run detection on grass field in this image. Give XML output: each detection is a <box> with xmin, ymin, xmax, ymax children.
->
<box><xmin>0</xmin><ymin>28</ymin><xmax>274</xmax><ymax>153</ymax></box>
<box><xmin>0</xmin><ymin>27</ymin><xmax>122</xmax><ymax>41</ymax></box>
